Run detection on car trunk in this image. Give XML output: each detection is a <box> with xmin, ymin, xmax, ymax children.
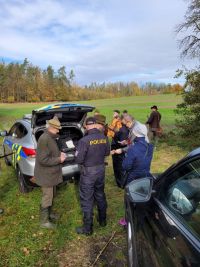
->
<box><xmin>34</xmin><ymin>126</ymin><xmax>83</xmax><ymax>164</ymax></box>
<box><xmin>32</xmin><ymin>103</ymin><xmax>94</xmax><ymax>165</ymax></box>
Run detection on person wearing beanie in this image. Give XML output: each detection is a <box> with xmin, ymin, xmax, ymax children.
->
<box><xmin>118</xmin><ymin>122</ymin><xmax>154</xmax><ymax>227</ymax></box>
<box><xmin>122</xmin><ymin>123</ymin><xmax>154</xmax><ymax>185</ymax></box>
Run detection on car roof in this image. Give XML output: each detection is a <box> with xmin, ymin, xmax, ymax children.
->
<box><xmin>186</xmin><ymin>147</ymin><xmax>200</xmax><ymax>157</ymax></box>
<box><xmin>34</xmin><ymin>103</ymin><xmax>94</xmax><ymax>112</ymax></box>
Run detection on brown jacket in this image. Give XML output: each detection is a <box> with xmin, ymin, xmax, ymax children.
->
<box><xmin>34</xmin><ymin>131</ymin><xmax>63</xmax><ymax>187</ymax></box>
<box><xmin>146</xmin><ymin>111</ymin><xmax>161</xmax><ymax>130</ymax></box>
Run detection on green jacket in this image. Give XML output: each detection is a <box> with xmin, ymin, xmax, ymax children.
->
<box><xmin>34</xmin><ymin>130</ymin><xmax>63</xmax><ymax>187</ymax></box>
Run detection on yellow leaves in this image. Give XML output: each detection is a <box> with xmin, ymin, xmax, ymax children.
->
<box><xmin>22</xmin><ymin>247</ymin><xmax>30</xmax><ymax>256</ymax></box>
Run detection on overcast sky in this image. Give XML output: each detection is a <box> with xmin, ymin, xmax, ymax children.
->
<box><xmin>0</xmin><ymin>0</ymin><xmax>196</xmax><ymax>85</ymax></box>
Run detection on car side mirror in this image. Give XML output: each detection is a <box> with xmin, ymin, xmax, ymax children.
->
<box><xmin>0</xmin><ymin>130</ymin><xmax>8</xmax><ymax>137</ymax></box>
<box><xmin>125</xmin><ymin>177</ymin><xmax>153</xmax><ymax>203</ymax></box>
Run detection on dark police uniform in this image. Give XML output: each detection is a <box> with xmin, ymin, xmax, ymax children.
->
<box><xmin>75</xmin><ymin>127</ymin><xmax>110</xmax><ymax>234</ymax></box>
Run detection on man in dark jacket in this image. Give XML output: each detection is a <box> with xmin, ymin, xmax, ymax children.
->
<box><xmin>75</xmin><ymin>117</ymin><xmax>110</xmax><ymax>235</ymax></box>
<box><xmin>111</xmin><ymin>115</ymin><xmax>129</xmax><ymax>188</ymax></box>
<box><xmin>146</xmin><ymin>105</ymin><xmax>162</xmax><ymax>143</ymax></box>
<box><xmin>34</xmin><ymin>116</ymin><xmax>66</xmax><ymax>229</ymax></box>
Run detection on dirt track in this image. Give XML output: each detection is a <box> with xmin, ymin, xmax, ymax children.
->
<box><xmin>58</xmin><ymin>228</ymin><xmax>127</xmax><ymax>267</ymax></box>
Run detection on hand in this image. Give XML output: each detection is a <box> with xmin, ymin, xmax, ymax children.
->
<box><xmin>110</xmin><ymin>150</ymin><xmax>116</xmax><ymax>155</ymax></box>
<box><xmin>118</xmin><ymin>140</ymin><xmax>128</xmax><ymax>145</ymax></box>
<box><xmin>60</xmin><ymin>152</ymin><xmax>67</xmax><ymax>163</ymax></box>
<box><xmin>115</xmin><ymin>149</ymin><xmax>122</xmax><ymax>154</ymax></box>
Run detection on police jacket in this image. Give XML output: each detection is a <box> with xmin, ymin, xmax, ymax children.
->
<box><xmin>34</xmin><ymin>130</ymin><xmax>63</xmax><ymax>187</ymax></box>
<box><xmin>75</xmin><ymin>128</ymin><xmax>110</xmax><ymax>167</ymax></box>
<box><xmin>122</xmin><ymin>137</ymin><xmax>154</xmax><ymax>184</ymax></box>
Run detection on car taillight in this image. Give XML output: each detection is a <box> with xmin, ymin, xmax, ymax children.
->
<box><xmin>22</xmin><ymin>147</ymin><xmax>36</xmax><ymax>158</ymax></box>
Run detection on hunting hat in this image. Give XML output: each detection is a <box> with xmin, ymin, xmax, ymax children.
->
<box><xmin>151</xmin><ymin>105</ymin><xmax>158</xmax><ymax>110</ymax></box>
<box><xmin>113</xmin><ymin>110</ymin><xmax>120</xmax><ymax>114</ymax></box>
<box><xmin>47</xmin><ymin>116</ymin><xmax>62</xmax><ymax>129</ymax></box>
<box><xmin>94</xmin><ymin>114</ymin><xmax>106</xmax><ymax>125</ymax></box>
<box><xmin>85</xmin><ymin>117</ymin><xmax>97</xmax><ymax>125</ymax></box>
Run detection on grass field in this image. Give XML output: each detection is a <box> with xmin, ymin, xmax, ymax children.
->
<box><xmin>0</xmin><ymin>93</ymin><xmax>182</xmax><ymax>128</ymax></box>
<box><xmin>0</xmin><ymin>94</ymin><xmax>187</xmax><ymax>267</ymax></box>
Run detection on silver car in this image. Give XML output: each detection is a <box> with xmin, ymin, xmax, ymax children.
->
<box><xmin>0</xmin><ymin>103</ymin><xmax>94</xmax><ymax>193</ymax></box>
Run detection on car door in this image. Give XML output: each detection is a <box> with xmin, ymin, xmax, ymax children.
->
<box><xmin>3</xmin><ymin>122</ymin><xmax>28</xmax><ymax>167</ymax></box>
<box><xmin>3</xmin><ymin>123</ymin><xmax>18</xmax><ymax>164</ymax></box>
<box><xmin>133</xmin><ymin>156</ymin><xmax>200</xmax><ymax>267</ymax></box>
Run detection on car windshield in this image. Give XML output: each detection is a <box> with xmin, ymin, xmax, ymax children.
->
<box><xmin>163</xmin><ymin>158</ymin><xmax>200</xmax><ymax>238</ymax></box>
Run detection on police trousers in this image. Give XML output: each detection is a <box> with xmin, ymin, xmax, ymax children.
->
<box><xmin>79</xmin><ymin>165</ymin><xmax>107</xmax><ymax>217</ymax></box>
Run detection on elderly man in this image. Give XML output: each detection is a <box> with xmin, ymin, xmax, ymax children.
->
<box><xmin>34</xmin><ymin>116</ymin><xmax>66</xmax><ymax>229</ymax></box>
<box><xmin>113</xmin><ymin>115</ymin><xmax>149</xmax><ymax>154</ymax></box>
<box><xmin>75</xmin><ymin>117</ymin><xmax>110</xmax><ymax>235</ymax></box>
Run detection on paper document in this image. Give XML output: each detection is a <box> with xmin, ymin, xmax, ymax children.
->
<box><xmin>65</xmin><ymin>140</ymin><xmax>75</xmax><ymax>149</ymax></box>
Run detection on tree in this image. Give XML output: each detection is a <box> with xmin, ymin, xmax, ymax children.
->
<box><xmin>175</xmin><ymin>1</ymin><xmax>200</xmax><ymax>147</ymax></box>
<box><xmin>175</xmin><ymin>68</ymin><xmax>200</xmax><ymax>146</ymax></box>
<box><xmin>176</xmin><ymin>0</ymin><xmax>200</xmax><ymax>58</ymax></box>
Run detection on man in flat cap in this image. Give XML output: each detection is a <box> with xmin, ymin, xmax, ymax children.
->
<box><xmin>34</xmin><ymin>116</ymin><xmax>66</xmax><ymax>229</ymax></box>
<box><xmin>94</xmin><ymin>114</ymin><xmax>108</xmax><ymax>135</ymax></box>
<box><xmin>146</xmin><ymin>105</ymin><xmax>162</xmax><ymax>144</ymax></box>
<box><xmin>75</xmin><ymin>116</ymin><xmax>110</xmax><ymax>235</ymax></box>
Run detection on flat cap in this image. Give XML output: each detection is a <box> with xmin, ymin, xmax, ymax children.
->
<box><xmin>94</xmin><ymin>114</ymin><xmax>106</xmax><ymax>125</ymax></box>
<box><xmin>85</xmin><ymin>117</ymin><xmax>97</xmax><ymax>125</ymax></box>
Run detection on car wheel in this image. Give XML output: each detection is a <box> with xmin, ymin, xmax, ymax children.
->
<box><xmin>126</xmin><ymin>204</ymin><xmax>138</xmax><ymax>267</ymax></box>
<box><xmin>3</xmin><ymin>147</ymin><xmax>11</xmax><ymax>166</ymax></box>
<box><xmin>74</xmin><ymin>174</ymin><xmax>80</xmax><ymax>184</ymax></box>
<box><xmin>16</xmin><ymin>166</ymin><xmax>31</xmax><ymax>193</ymax></box>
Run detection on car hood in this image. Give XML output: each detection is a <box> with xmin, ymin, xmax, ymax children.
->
<box><xmin>32</xmin><ymin>103</ymin><xmax>95</xmax><ymax>128</ymax></box>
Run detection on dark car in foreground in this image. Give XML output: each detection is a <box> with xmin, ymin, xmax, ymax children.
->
<box><xmin>125</xmin><ymin>148</ymin><xmax>200</xmax><ymax>267</ymax></box>
<box><xmin>0</xmin><ymin>103</ymin><xmax>94</xmax><ymax>193</ymax></box>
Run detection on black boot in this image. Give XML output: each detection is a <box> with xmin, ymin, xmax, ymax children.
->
<box><xmin>48</xmin><ymin>206</ymin><xmax>59</xmax><ymax>221</ymax></box>
<box><xmin>97</xmin><ymin>209</ymin><xmax>107</xmax><ymax>227</ymax></box>
<box><xmin>40</xmin><ymin>206</ymin><xmax>56</xmax><ymax>229</ymax></box>
<box><xmin>76</xmin><ymin>212</ymin><xmax>93</xmax><ymax>235</ymax></box>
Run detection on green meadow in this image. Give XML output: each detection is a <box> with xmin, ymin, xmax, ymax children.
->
<box><xmin>0</xmin><ymin>93</ymin><xmax>182</xmax><ymax>127</ymax></box>
<box><xmin>0</xmin><ymin>94</ymin><xmax>187</xmax><ymax>267</ymax></box>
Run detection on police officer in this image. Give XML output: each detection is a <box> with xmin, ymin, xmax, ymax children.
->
<box><xmin>75</xmin><ymin>117</ymin><xmax>110</xmax><ymax>235</ymax></box>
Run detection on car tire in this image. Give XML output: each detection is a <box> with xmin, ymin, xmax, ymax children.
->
<box><xmin>74</xmin><ymin>174</ymin><xmax>80</xmax><ymax>184</ymax></box>
<box><xmin>3</xmin><ymin>147</ymin><xmax>11</xmax><ymax>166</ymax></box>
<box><xmin>16</xmin><ymin>166</ymin><xmax>32</xmax><ymax>193</ymax></box>
<box><xmin>126</xmin><ymin>202</ymin><xmax>138</xmax><ymax>267</ymax></box>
